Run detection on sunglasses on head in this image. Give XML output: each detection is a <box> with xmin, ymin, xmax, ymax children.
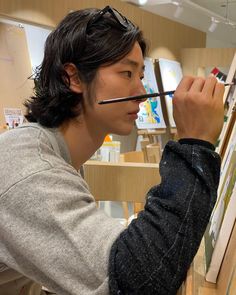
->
<box><xmin>87</xmin><ymin>6</ymin><xmax>131</xmax><ymax>30</ymax></box>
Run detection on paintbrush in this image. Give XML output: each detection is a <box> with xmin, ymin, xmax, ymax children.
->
<box><xmin>98</xmin><ymin>82</ymin><xmax>235</xmax><ymax>105</ymax></box>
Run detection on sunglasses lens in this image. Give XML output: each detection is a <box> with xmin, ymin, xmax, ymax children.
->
<box><xmin>112</xmin><ymin>9</ymin><xmax>128</xmax><ymax>28</ymax></box>
<box><xmin>88</xmin><ymin>6</ymin><xmax>130</xmax><ymax>31</ymax></box>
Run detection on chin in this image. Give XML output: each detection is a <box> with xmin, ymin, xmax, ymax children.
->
<box><xmin>110</xmin><ymin>122</ymin><xmax>134</xmax><ymax>136</ymax></box>
<box><xmin>114</xmin><ymin>128</ymin><xmax>133</xmax><ymax>136</ymax></box>
<box><xmin>110</xmin><ymin>125</ymin><xmax>132</xmax><ymax>136</ymax></box>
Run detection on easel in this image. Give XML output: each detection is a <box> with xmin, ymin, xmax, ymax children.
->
<box><xmin>170</xmin><ymin>127</ymin><xmax>178</xmax><ymax>140</ymax></box>
<box><xmin>137</xmin><ymin>128</ymin><xmax>166</xmax><ymax>143</ymax></box>
<box><xmin>180</xmin><ymin>221</ymin><xmax>236</xmax><ymax>295</ymax></box>
<box><xmin>179</xmin><ymin>48</ymin><xmax>236</xmax><ymax>295</ymax></box>
<box><xmin>137</xmin><ymin>128</ymin><xmax>165</xmax><ymax>163</ymax></box>
<box><xmin>131</xmin><ymin>128</ymin><xmax>166</xmax><ymax>214</ymax></box>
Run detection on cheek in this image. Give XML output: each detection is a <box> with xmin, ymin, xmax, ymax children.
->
<box><xmin>87</xmin><ymin>105</ymin><xmax>117</xmax><ymax>125</ymax></box>
<box><xmin>95</xmin><ymin>74</ymin><xmax>131</xmax><ymax>101</ymax></box>
<box><xmin>97</xmin><ymin>104</ymin><xmax>122</xmax><ymax>117</ymax></box>
<box><xmin>91</xmin><ymin>104</ymin><xmax>134</xmax><ymax>135</ymax></box>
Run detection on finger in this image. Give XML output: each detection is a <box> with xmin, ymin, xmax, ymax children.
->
<box><xmin>202</xmin><ymin>75</ymin><xmax>217</xmax><ymax>97</ymax></box>
<box><xmin>213</xmin><ymin>82</ymin><xmax>225</xmax><ymax>102</ymax></box>
<box><xmin>175</xmin><ymin>76</ymin><xmax>195</xmax><ymax>93</ymax></box>
<box><xmin>188</xmin><ymin>77</ymin><xmax>205</xmax><ymax>93</ymax></box>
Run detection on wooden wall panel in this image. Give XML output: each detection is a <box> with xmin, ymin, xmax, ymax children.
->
<box><xmin>181</xmin><ymin>48</ymin><xmax>236</xmax><ymax>76</ymax></box>
<box><xmin>0</xmin><ymin>0</ymin><xmax>206</xmax><ymax>61</ymax></box>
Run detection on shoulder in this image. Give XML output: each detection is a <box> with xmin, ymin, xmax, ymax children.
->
<box><xmin>0</xmin><ymin>123</ymin><xmax>79</xmax><ymax>198</ymax></box>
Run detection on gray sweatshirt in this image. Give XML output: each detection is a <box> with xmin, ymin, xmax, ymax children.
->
<box><xmin>0</xmin><ymin>123</ymin><xmax>124</xmax><ymax>295</ymax></box>
<box><xmin>0</xmin><ymin>123</ymin><xmax>221</xmax><ymax>295</ymax></box>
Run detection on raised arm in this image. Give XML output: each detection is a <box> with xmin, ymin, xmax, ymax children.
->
<box><xmin>108</xmin><ymin>76</ymin><xmax>224</xmax><ymax>294</ymax></box>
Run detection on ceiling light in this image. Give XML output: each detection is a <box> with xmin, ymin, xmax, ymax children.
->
<box><xmin>138</xmin><ymin>0</ymin><xmax>148</xmax><ymax>5</ymax></box>
<box><xmin>172</xmin><ymin>0</ymin><xmax>180</xmax><ymax>5</ymax></box>
<box><xmin>174</xmin><ymin>5</ymin><xmax>184</xmax><ymax>18</ymax></box>
<box><xmin>208</xmin><ymin>17</ymin><xmax>219</xmax><ymax>32</ymax></box>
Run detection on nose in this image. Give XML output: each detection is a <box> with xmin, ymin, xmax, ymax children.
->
<box><xmin>133</xmin><ymin>79</ymin><xmax>147</xmax><ymax>103</ymax></box>
<box><xmin>137</xmin><ymin>79</ymin><xmax>146</xmax><ymax>95</ymax></box>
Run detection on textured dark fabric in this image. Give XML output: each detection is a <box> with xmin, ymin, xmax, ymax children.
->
<box><xmin>109</xmin><ymin>140</ymin><xmax>221</xmax><ymax>295</ymax></box>
<box><xmin>178</xmin><ymin>138</ymin><xmax>215</xmax><ymax>151</ymax></box>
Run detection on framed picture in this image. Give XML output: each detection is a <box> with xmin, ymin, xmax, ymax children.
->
<box><xmin>157</xmin><ymin>58</ymin><xmax>183</xmax><ymax>128</ymax></box>
<box><xmin>136</xmin><ymin>58</ymin><xmax>166</xmax><ymax>129</ymax></box>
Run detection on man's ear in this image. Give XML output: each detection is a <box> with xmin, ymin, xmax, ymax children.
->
<box><xmin>64</xmin><ymin>63</ymin><xmax>83</xmax><ymax>93</ymax></box>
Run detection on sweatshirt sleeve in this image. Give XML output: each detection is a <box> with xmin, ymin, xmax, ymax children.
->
<box><xmin>0</xmin><ymin>167</ymin><xmax>124</xmax><ymax>295</ymax></box>
<box><xmin>109</xmin><ymin>140</ymin><xmax>221</xmax><ymax>295</ymax></box>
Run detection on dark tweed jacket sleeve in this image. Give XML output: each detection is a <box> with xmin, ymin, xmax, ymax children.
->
<box><xmin>109</xmin><ymin>139</ymin><xmax>221</xmax><ymax>295</ymax></box>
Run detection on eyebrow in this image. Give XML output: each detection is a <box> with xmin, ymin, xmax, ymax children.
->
<box><xmin>120</xmin><ymin>58</ymin><xmax>145</xmax><ymax>71</ymax></box>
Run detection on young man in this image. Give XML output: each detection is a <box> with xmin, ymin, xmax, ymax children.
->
<box><xmin>0</xmin><ymin>6</ymin><xmax>224</xmax><ymax>295</ymax></box>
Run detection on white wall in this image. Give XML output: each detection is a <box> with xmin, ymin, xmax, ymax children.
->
<box><xmin>24</xmin><ymin>24</ymin><xmax>51</xmax><ymax>72</ymax></box>
<box><xmin>206</xmin><ymin>35</ymin><xmax>234</xmax><ymax>48</ymax></box>
<box><xmin>0</xmin><ymin>18</ymin><xmax>51</xmax><ymax>73</ymax></box>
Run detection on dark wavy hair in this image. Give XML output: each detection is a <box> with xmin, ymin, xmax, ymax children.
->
<box><xmin>24</xmin><ymin>7</ymin><xmax>147</xmax><ymax>128</ymax></box>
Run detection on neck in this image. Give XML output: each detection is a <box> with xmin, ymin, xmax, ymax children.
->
<box><xmin>59</xmin><ymin>118</ymin><xmax>105</xmax><ymax>170</ymax></box>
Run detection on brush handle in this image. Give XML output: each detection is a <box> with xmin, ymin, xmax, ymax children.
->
<box><xmin>98</xmin><ymin>82</ymin><xmax>235</xmax><ymax>105</ymax></box>
<box><xmin>98</xmin><ymin>90</ymin><xmax>175</xmax><ymax>105</ymax></box>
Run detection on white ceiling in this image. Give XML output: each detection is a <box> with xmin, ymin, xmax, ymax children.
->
<box><xmin>122</xmin><ymin>0</ymin><xmax>236</xmax><ymax>46</ymax></box>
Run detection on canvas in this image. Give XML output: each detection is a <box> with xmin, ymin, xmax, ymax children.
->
<box><xmin>205</xmin><ymin>120</ymin><xmax>236</xmax><ymax>282</ymax></box>
<box><xmin>216</xmin><ymin>53</ymin><xmax>236</xmax><ymax>156</ymax></box>
<box><xmin>136</xmin><ymin>57</ymin><xmax>166</xmax><ymax>129</ymax></box>
<box><xmin>158</xmin><ymin>58</ymin><xmax>183</xmax><ymax>128</ymax></box>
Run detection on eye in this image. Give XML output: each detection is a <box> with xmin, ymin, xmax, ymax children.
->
<box><xmin>122</xmin><ymin>71</ymin><xmax>132</xmax><ymax>78</ymax></box>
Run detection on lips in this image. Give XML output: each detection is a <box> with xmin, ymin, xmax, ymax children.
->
<box><xmin>127</xmin><ymin>110</ymin><xmax>139</xmax><ymax>120</ymax></box>
<box><xmin>128</xmin><ymin>109</ymin><xmax>139</xmax><ymax>115</ymax></box>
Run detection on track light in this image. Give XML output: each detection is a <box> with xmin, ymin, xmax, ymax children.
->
<box><xmin>174</xmin><ymin>5</ymin><xmax>184</xmax><ymax>18</ymax></box>
<box><xmin>172</xmin><ymin>0</ymin><xmax>180</xmax><ymax>5</ymax></box>
<box><xmin>208</xmin><ymin>17</ymin><xmax>219</xmax><ymax>32</ymax></box>
<box><xmin>171</xmin><ymin>0</ymin><xmax>183</xmax><ymax>18</ymax></box>
<box><xmin>138</xmin><ymin>0</ymin><xmax>148</xmax><ymax>5</ymax></box>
